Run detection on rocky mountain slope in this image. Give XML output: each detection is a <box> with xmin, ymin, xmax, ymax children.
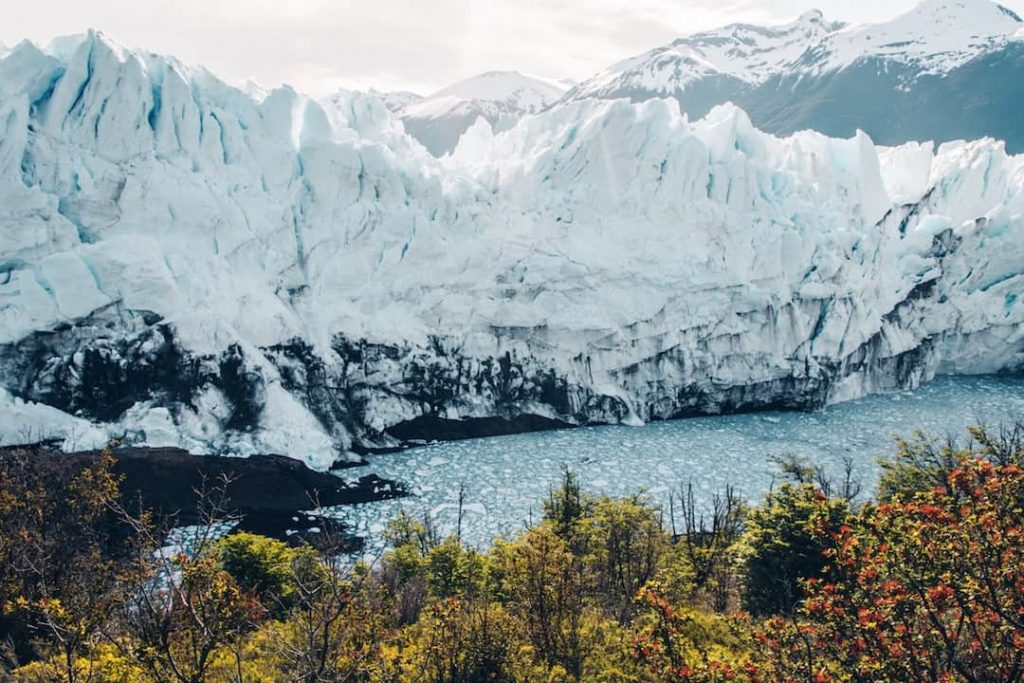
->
<box><xmin>564</xmin><ymin>9</ymin><xmax>842</xmax><ymax>117</ymax></box>
<box><xmin>566</xmin><ymin>0</ymin><xmax>1024</xmax><ymax>151</ymax></box>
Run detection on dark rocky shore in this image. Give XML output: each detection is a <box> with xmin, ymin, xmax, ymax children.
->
<box><xmin>0</xmin><ymin>444</ymin><xmax>407</xmax><ymax>551</ymax></box>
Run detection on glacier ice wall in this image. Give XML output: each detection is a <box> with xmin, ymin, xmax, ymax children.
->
<box><xmin>1</xmin><ymin>32</ymin><xmax>1023</xmax><ymax>467</ymax></box>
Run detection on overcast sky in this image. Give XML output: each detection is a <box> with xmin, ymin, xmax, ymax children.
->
<box><xmin>4</xmin><ymin>0</ymin><xmax>1023</xmax><ymax>97</ymax></box>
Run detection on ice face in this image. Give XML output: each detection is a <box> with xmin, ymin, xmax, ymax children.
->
<box><xmin>1</xmin><ymin>31</ymin><xmax>1023</xmax><ymax>465</ymax></box>
<box><xmin>331</xmin><ymin>375</ymin><xmax>1024</xmax><ymax>553</ymax></box>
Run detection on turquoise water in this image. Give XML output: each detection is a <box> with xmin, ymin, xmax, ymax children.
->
<box><xmin>330</xmin><ymin>375</ymin><xmax>1024</xmax><ymax>552</ymax></box>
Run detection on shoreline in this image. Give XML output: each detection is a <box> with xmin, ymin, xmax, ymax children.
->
<box><xmin>0</xmin><ymin>444</ymin><xmax>408</xmax><ymax>550</ymax></box>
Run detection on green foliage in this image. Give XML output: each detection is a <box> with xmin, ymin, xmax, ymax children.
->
<box><xmin>651</xmin><ymin>545</ymin><xmax>699</xmax><ymax>607</ymax></box>
<box><xmin>425</xmin><ymin>537</ymin><xmax>485</xmax><ymax>599</ymax></box>
<box><xmin>383</xmin><ymin>511</ymin><xmax>437</xmax><ymax>584</ymax></box>
<box><xmin>216</xmin><ymin>532</ymin><xmax>306</xmax><ymax>615</ymax></box>
<box><xmin>580</xmin><ymin>495</ymin><xmax>666</xmax><ymax>620</ymax></box>
<box><xmin>388</xmin><ymin>541</ymin><xmax>428</xmax><ymax>585</ymax></box>
<box><xmin>402</xmin><ymin>598</ymin><xmax>521</xmax><ymax>683</ymax></box>
<box><xmin>384</xmin><ymin>510</ymin><xmax>437</xmax><ymax>554</ymax></box>
<box><xmin>544</xmin><ymin>468</ymin><xmax>591</xmax><ymax>541</ymax></box>
<box><xmin>739</xmin><ymin>483</ymin><xmax>849</xmax><ymax>616</ymax></box>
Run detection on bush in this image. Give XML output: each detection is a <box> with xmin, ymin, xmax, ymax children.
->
<box><xmin>216</xmin><ymin>532</ymin><xmax>306</xmax><ymax>616</ymax></box>
<box><xmin>425</xmin><ymin>537</ymin><xmax>485</xmax><ymax>599</ymax></box>
<box><xmin>398</xmin><ymin>598</ymin><xmax>522</xmax><ymax>683</ymax></box>
<box><xmin>796</xmin><ymin>458</ymin><xmax>1024</xmax><ymax>681</ymax></box>
<box><xmin>632</xmin><ymin>585</ymin><xmax>753</xmax><ymax>683</ymax></box>
<box><xmin>489</xmin><ymin>523</ymin><xmax>590</xmax><ymax>676</ymax></box>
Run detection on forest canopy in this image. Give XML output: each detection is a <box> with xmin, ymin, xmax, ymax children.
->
<box><xmin>2</xmin><ymin>424</ymin><xmax>1023</xmax><ymax>682</ymax></box>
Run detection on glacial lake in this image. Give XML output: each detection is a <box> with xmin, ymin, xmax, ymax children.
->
<box><xmin>329</xmin><ymin>375</ymin><xmax>1024</xmax><ymax>552</ymax></box>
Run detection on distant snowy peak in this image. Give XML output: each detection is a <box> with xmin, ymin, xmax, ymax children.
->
<box><xmin>376</xmin><ymin>90</ymin><xmax>424</xmax><ymax>112</ymax></box>
<box><xmin>566</xmin><ymin>10</ymin><xmax>843</xmax><ymax>100</ymax></box>
<box><xmin>398</xmin><ymin>71</ymin><xmax>567</xmax><ymax>156</ymax></box>
<box><xmin>400</xmin><ymin>70</ymin><xmax>566</xmax><ymax>123</ymax></box>
<box><xmin>427</xmin><ymin>70</ymin><xmax>566</xmax><ymax>113</ymax></box>
<box><xmin>806</xmin><ymin>0</ymin><xmax>1023</xmax><ymax>74</ymax></box>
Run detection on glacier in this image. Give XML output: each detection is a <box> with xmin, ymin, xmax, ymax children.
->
<box><xmin>1</xmin><ymin>30</ymin><xmax>1023</xmax><ymax>468</ymax></box>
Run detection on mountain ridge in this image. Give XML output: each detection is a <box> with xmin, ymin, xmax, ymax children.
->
<box><xmin>562</xmin><ymin>0</ymin><xmax>1024</xmax><ymax>151</ymax></box>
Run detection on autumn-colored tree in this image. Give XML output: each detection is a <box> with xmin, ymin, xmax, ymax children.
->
<box><xmin>7</xmin><ymin>428</ymin><xmax>1024</xmax><ymax>683</ymax></box>
<box><xmin>878</xmin><ymin>424</ymin><xmax>1024</xmax><ymax>501</ymax></box>
<box><xmin>631</xmin><ymin>584</ymin><xmax>753</xmax><ymax>683</ymax></box>
<box><xmin>796</xmin><ymin>457</ymin><xmax>1024</xmax><ymax>682</ymax></box>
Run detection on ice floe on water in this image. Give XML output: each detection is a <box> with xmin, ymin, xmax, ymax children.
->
<box><xmin>329</xmin><ymin>375</ymin><xmax>1024</xmax><ymax>555</ymax></box>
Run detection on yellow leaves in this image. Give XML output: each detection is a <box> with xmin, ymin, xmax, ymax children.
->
<box><xmin>12</xmin><ymin>641</ymin><xmax>149</xmax><ymax>683</ymax></box>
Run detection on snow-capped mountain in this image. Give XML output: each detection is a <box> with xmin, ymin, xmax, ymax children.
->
<box><xmin>803</xmin><ymin>0</ymin><xmax>1022</xmax><ymax>75</ymax></box>
<box><xmin>396</xmin><ymin>71</ymin><xmax>567</xmax><ymax>156</ymax></box>
<box><xmin>564</xmin><ymin>10</ymin><xmax>843</xmax><ymax>115</ymax></box>
<box><xmin>566</xmin><ymin>0</ymin><xmax>1024</xmax><ymax>151</ymax></box>
<box><xmin>374</xmin><ymin>90</ymin><xmax>423</xmax><ymax>113</ymax></box>
<box><xmin>1</xmin><ymin>20</ymin><xmax>1023</xmax><ymax>468</ymax></box>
